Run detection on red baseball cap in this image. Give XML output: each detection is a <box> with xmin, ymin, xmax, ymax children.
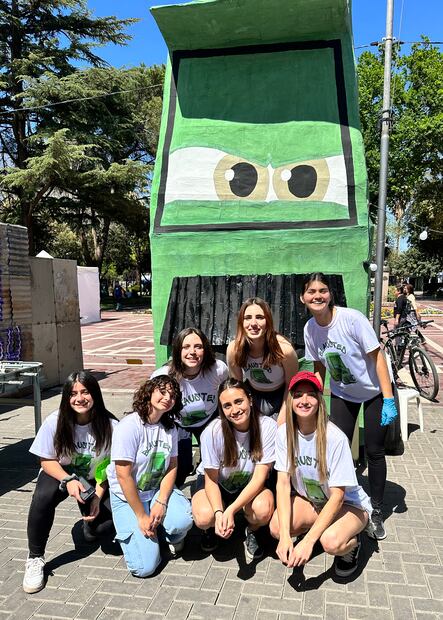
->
<box><xmin>288</xmin><ymin>371</ymin><xmax>323</xmax><ymax>393</ymax></box>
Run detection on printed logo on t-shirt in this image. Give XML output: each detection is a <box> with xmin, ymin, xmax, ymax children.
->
<box><xmin>222</xmin><ymin>470</ymin><xmax>252</xmax><ymax>493</ymax></box>
<box><xmin>181</xmin><ymin>410</ymin><xmax>208</xmax><ymax>426</ymax></box>
<box><xmin>65</xmin><ymin>453</ymin><xmax>92</xmax><ymax>479</ymax></box>
<box><xmin>137</xmin><ymin>451</ymin><xmax>167</xmax><ymax>492</ymax></box>
<box><xmin>324</xmin><ymin>352</ymin><xmax>356</xmax><ymax>384</ymax></box>
<box><xmin>250</xmin><ymin>368</ymin><xmax>273</xmax><ymax>384</ymax></box>
<box><xmin>302</xmin><ymin>476</ymin><xmax>327</xmax><ymax>506</ymax></box>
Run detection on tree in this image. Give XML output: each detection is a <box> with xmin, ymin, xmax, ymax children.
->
<box><xmin>0</xmin><ymin>0</ymin><xmax>136</xmax><ymax>253</ymax></box>
<box><xmin>357</xmin><ymin>40</ymin><xmax>443</xmax><ymax>264</ymax></box>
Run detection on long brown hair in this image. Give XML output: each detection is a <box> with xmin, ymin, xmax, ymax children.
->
<box><xmin>132</xmin><ymin>375</ymin><xmax>182</xmax><ymax>429</ymax></box>
<box><xmin>168</xmin><ymin>327</ymin><xmax>216</xmax><ymax>380</ymax></box>
<box><xmin>285</xmin><ymin>387</ymin><xmax>328</xmax><ymax>483</ymax></box>
<box><xmin>217</xmin><ymin>379</ymin><xmax>263</xmax><ymax>467</ymax></box>
<box><xmin>233</xmin><ymin>297</ymin><xmax>284</xmax><ymax>369</ymax></box>
<box><xmin>54</xmin><ymin>370</ymin><xmax>117</xmax><ymax>459</ymax></box>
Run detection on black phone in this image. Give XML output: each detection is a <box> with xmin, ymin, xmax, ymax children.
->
<box><xmin>78</xmin><ymin>476</ymin><xmax>96</xmax><ymax>502</ymax></box>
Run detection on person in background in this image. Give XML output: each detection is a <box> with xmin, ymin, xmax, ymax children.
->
<box><xmin>152</xmin><ymin>328</ymin><xmax>228</xmax><ymax>487</ymax></box>
<box><xmin>192</xmin><ymin>378</ymin><xmax>276</xmax><ymax>559</ymax></box>
<box><xmin>270</xmin><ymin>371</ymin><xmax>372</xmax><ymax>577</ymax></box>
<box><xmin>113</xmin><ymin>282</ymin><xmax>125</xmax><ymax>311</ymax></box>
<box><xmin>23</xmin><ymin>371</ymin><xmax>117</xmax><ymax>594</ymax></box>
<box><xmin>393</xmin><ymin>285</ymin><xmax>408</xmax><ymax>328</ymax></box>
<box><xmin>404</xmin><ymin>283</ymin><xmax>421</xmax><ymax>326</ymax></box>
<box><xmin>300</xmin><ymin>272</ymin><xmax>397</xmax><ymax>541</ymax></box>
<box><xmin>227</xmin><ymin>297</ymin><xmax>299</xmax><ymax>420</ymax></box>
<box><xmin>107</xmin><ymin>376</ymin><xmax>193</xmax><ymax>577</ymax></box>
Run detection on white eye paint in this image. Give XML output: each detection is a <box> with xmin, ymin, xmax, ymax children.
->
<box><xmin>281</xmin><ymin>169</ymin><xmax>292</xmax><ymax>181</ymax></box>
<box><xmin>224</xmin><ymin>169</ymin><xmax>235</xmax><ymax>182</ymax></box>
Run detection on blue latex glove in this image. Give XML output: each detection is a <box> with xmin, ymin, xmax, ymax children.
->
<box><xmin>381</xmin><ymin>397</ymin><xmax>398</xmax><ymax>426</ymax></box>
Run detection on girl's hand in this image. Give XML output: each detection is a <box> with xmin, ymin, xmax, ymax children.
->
<box><xmin>219</xmin><ymin>508</ymin><xmax>235</xmax><ymax>539</ymax></box>
<box><xmin>67</xmin><ymin>479</ymin><xmax>85</xmax><ymax>503</ymax></box>
<box><xmin>149</xmin><ymin>502</ymin><xmax>166</xmax><ymax>530</ymax></box>
<box><xmin>289</xmin><ymin>537</ymin><xmax>314</xmax><ymax>567</ymax></box>
<box><xmin>214</xmin><ymin>511</ymin><xmax>232</xmax><ymax>539</ymax></box>
<box><xmin>276</xmin><ymin>535</ymin><xmax>294</xmax><ymax>565</ymax></box>
<box><xmin>138</xmin><ymin>512</ymin><xmax>156</xmax><ymax>538</ymax></box>
<box><xmin>83</xmin><ymin>495</ymin><xmax>100</xmax><ymax>521</ymax></box>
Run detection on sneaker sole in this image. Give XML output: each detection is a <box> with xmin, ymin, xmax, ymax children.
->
<box><xmin>245</xmin><ymin>547</ymin><xmax>264</xmax><ymax>560</ymax></box>
<box><xmin>23</xmin><ymin>581</ymin><xmax>45</xmax><ymax>594</ymax></box>
<box><xmin>366</xmin><ymin>528</ymin><xmax>387</xmax><ymax>541</ymax></box>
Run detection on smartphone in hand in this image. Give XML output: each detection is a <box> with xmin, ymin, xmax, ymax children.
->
<box><xmin>78</xmin><ymin>476</ymin><xmax>96</xmax><ymax>502</ymax></box>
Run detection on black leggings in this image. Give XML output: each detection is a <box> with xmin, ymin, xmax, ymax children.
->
<box><xmin>329</xmin><ymin>393</ymin><xmax>387</xmax><ymax>509</ymax></box>
<box><xmin>27</xmin><ymin>471</ymin><xmax>114</xmax><ymax>557</ymax></box>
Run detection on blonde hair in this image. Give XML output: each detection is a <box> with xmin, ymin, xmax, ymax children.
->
<box><xmin>285</xmin><ymin>389</ymin><xmax>329</xmax><ymax>483</ymax></box>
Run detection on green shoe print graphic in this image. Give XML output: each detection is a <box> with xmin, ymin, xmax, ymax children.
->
<box><xmin>137</xmin><ymin>451</ymin><xmax>166</xmax><ymax>492</ymax></box>
<box><xmin>223</xmin><ymin>470</ymin><xmax>252</xmax><ymax>493</ymax></box>
<box><xmin>66</xmin><ymin>453</ymin><xmax>92</xmax><ymax>479</ymax></box>
<box><xmin>94</xmin><ymin>457</ymin><xmax>110</xmax><ymax>484</ymax></box>
<box><xmin>181</xmin><ymin>410</ymin><xmax>207</xmax><ymax>426</ymax></box>
<box><xmin>302</xmin><ymin>476</ymin><xmax>327</xmax><ymax>505</ymax></box>
<box><xmin>250</xmin><ymin>368</ymin><xmax>273</xmax><ymax>384</ymax></box>
<box><xmin>324</xmin><ymin>352</ymin><xmax>356</xmax><ymax>384</ymax></box>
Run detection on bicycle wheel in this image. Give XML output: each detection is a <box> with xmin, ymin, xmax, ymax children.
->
<box><xmin>384</xmin><ymin>340</ymin><xmax>400</xmax><ymax>383</ymax></box>
<box><xmin>408</xmin><ymin>347</ymin><xmax>439</xmax><ymax>400</ymax></box>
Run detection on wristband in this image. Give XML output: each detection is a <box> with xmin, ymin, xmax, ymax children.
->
<box><xmin>59</xmin><ymin>474</ymin><xmax>78</xmax><ymax>492</ymax></box>
<box><xmin>155</xmin><ymin>499</ymin><xmax>168</xmax><ymax>509</ymax></box>
<box><xmin>214</xmin><ymin>509</ymin><xmax>223</xmax><ymax>516</ymax></box>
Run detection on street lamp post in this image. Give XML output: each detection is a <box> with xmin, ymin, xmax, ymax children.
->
<box><xmin>373</xmin><ymin>0</ymin><xmax>394</xmax><ymax>336</ymax></box>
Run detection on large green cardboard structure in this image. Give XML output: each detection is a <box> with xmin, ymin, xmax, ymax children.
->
<box><xmin>150</xmin><ymin>0</ymin><xmax>370</xmax><ymax>363</ymax></box>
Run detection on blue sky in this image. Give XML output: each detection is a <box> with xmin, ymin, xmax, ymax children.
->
<box><xmin>86</xmin><ymin>0</ymin><xmax>442</xmax><ymax>68</ymax></box>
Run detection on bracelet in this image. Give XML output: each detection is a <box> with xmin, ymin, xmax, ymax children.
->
<box><xmin>155</xmin><ymin>499</ymin><xmax>168</xmax><ymax>509</ymax></box>
<box><xmin>214</xmin><ymin>509</ymin><xmax>223</xmax><ymax>516</ymax></box>
<box><xmin>59</xmin><ymin>474</ymin><xmax>78</xmax><ymax>492</ymax></box>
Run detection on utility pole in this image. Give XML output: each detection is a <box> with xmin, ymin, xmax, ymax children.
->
<box><xmin>373</xmin><ymin>0</ymin><xmax>394</xmax><ymax>336</ymax></box>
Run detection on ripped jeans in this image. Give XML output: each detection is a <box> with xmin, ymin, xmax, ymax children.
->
<box><xmin>111</xmin><ymin>488</ymin><xmax>193</xmax><ymax>577</ymax></box>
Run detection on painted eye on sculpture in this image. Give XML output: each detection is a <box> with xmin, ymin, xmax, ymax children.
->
<box><xmin>214</xmin><ymin>155</ymin><xmax>268</xmax><ymax>201</ymax></box>
<box><xmin>272</xmin><ymin>159</ymin><xmax>330</xmax><ymax>201</ymax></box>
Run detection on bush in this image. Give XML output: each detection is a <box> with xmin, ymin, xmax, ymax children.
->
<box><xmin>387</xmin><ymin>285</ymin><xmax>396</xmax><ymax>302</ymax></box>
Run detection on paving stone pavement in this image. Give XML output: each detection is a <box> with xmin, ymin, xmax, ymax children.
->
<box><xmin>1</xmin><ymin>306</ymin><xmax>442</xmax><ymax>619</ymax></box>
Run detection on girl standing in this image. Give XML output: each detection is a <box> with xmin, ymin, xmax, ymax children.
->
<box><xmin>192</xmin><ymin>379</ymin><xmax>276</xmax><ymax>559</ymax></box>
<box><xmin>270</xmin><ymin>371</ymin><xmax>372</xmax><ymax>577</ymax></box>
<box><xmin>23</xmin><ymin>371</ymin><xmax>117</xmax><ymax>594</ymax></box>
<box><xmin>227</xmin><ymin>298</ymin><xmax>298</xmax><ymax>419</ymax></box>
<box><xmin>300</xmin><ymin>272</ymin><xmax>397</xmax><ymax>540</ymax></box>
<box><xmin>107</xmin><ymin>376</ymin><xmax>193</xmax><ymax>577</ymax></box>
<box><xmin>152</xmin><ymin>328</ymin><xmax>228</xmax><ymax>486</ymax></box>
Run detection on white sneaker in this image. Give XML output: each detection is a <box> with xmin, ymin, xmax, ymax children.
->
<box><xmin>23</xmin><ymin>556</ymin><xmax>45</xmax><ymax>594</ymax></box>
<box><xmin>168</xmin><ymin>539</ymin><xmax>185</xmax><ymax>557</ymax></box>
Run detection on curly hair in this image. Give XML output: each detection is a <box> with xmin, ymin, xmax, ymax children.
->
<box><xmin>55</xmin><ymin>370</ymin><xmax>117</xmax><ymax>459</ymax></box>
<box><xmin>132</xmin><ymin>375</ymin><xmax>182</xmax><ymax>429</ymax></box>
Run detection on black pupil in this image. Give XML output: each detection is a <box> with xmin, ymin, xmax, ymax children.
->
<box><xmin>229</xmin><ymin>162</ymin><xmax>258</xmax><ymax>197</ymax></box>
<box><xmin>287</xmin><ymin>165</ymin><xmax>317</xmax><ymax>198</ymax></box>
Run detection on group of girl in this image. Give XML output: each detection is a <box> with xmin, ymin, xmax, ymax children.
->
<box><xmin>23</xmin><ymin>273</ymin><xmax>397</xmax><ymax>594</ymax></box>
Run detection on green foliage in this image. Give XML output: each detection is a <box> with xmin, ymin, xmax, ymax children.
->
<box><xmin>388</xmin><ymin>247</ymin><xmax>442</xmax><ymax>279</ymax></box>
<box><xmin>357</xmin><ymin>40</ymin><xmax>443</xmax><ymax>264</ymax></box>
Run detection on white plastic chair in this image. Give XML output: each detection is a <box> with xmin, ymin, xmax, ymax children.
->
<box><xmin>397</xmin><ymin>388</ymin><xmax>424</xmax><ymax>440</ymax></box>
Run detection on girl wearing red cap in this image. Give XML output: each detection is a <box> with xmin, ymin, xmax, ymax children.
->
<box><xmin>270</xmin><ymin>371</ymin><xmax>372</xmax><ymax>577</ymax></box>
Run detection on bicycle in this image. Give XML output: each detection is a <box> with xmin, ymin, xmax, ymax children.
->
<box><xmin>380</xmin><ymin>319</ymin><xmax>439</xmax><ymax>401</ymax></box>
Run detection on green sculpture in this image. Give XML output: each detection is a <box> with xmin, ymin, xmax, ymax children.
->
<box><xmin>150</xmin><ymin>0</ymin><xmax>370</xmax><ymax>363</ymax></box>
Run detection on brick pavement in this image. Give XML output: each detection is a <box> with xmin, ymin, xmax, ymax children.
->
<box><xmin>0</xmin><ymin>308</ymin><xmax>442</xmax><ymax>619</ymax></box>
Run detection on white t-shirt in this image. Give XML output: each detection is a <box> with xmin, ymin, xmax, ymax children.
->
<box><xmin>243</xmin><ymin>355</ymin><xmax>285</xmax><ymax>392</ymax></box>
<box><xmin>151</xmin><ymin>360</ymin><xmax>228</xmax><ymax>429</ymax></box>
<box><xmin>107</xmin><ymin>413</ymin><xmax>178</xmax><ymax>502</ymax></box>
<box><xmin>304</xmin><ymin>306</ymin><xmax>381</xmax><ymax>403</ymax></box>
<box><xmin>275</xmin><ymin>422</ymin><xmax>372</xmax><ymax>513</ymax></box>
<box><xmin>29</xmin><ymin>410</ymin><xmax>117</xmax><ymax>483</ymax></box>
<box><xmin>198</xmin><ymin>416</ymin><xmax>277</xmax><ymax>494</ymax></box>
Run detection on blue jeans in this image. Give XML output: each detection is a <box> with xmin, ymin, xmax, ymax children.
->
<box><xmin>111</xmin><ymin>488</ymin><xmax>193</xmax><ymax>577</ymax></box>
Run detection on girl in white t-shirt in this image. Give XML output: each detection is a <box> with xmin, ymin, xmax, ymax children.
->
<box><xmin>270</xmin><ymin>371</ymin><xmax>372</xmax><ymax>578</ymax></box>
<box><xmin>227</xmin><ymin>297</ymin><xmax>299</xmax><ymax>419</ymax></box>
<box><xmin>151</xmin><ymin>328</ymin><xmax>228</xmax><ymax>486</ymax></box>
<box><xmin>23</xmin><ymin>371</ymin><xmax>117</xmax><ymax>595</ymax></box>
<box><xmin>107</xmin><ymin>375</ymin><xmax>193</xmax><ymax>578</ymax></box>
<box><xmin>192</xmin><ymin>378</ymin><xmax>276</xmax><ymax>560</ymax></box>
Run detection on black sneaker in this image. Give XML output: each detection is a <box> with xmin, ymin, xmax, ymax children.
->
<box><xmin>201</xmin><ymin>528</ymin><xmax>218</xmax><ymax>553</ymax></box>
<box><xmin>334</xmin><ymin>536</ymin><xmax>361</xmax><ymax>577</ymax></box>
<box><xmin>244</xmin><ymin>527</ymin><xmax>263</xmax><ymax>560</ymax></box>
<box><xmin>368</xmin><ymin>509</ymin><xmax>386</xmax><ymax>540</ymax></box>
